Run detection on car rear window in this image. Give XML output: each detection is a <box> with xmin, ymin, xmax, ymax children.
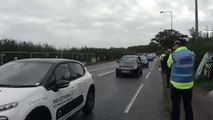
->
<box><xmin>121</xmin><ymin>57</ymin><xmax>137</xmax><ymax>63</ymax></box>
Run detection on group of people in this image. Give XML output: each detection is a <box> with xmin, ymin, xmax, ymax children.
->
<box><xmin>160</xmin><ymin>39</ymin><xmax>195</xmax><ymax>120</ymax></box>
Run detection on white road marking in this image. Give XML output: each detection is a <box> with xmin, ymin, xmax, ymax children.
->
<box><xmin>151</xmin><ymin>61</ymin><xmax>156</xmax><ymax>70</ymax></box>
<box><xmin>89</xmin><ymin>65</ymin><xmax>116</xmax><ymax>72</ymax></box>
<box><xmin>146</xmin><ymin>72</ymin><xmax>151</xmax><ymax>79</ymax></box>
<box><xmin>124</xmin><ymin>84</ymin><xmax>144</xmax><ymax>113</ymax></box>
<box><xmin>151</xmin><ymin>66</ymin><xmax>154</xmax><ymax>70</ymax></box>
<box><xmin>98</xmin><ymin>70</ymin><xmax>115</xmax><ymax>77</ymax></box>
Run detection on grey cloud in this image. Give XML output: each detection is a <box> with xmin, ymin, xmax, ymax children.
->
<box><xmin>0</xmin><ymin>0</ymin><xmax>212</xmax><ymax>48</ymax></box>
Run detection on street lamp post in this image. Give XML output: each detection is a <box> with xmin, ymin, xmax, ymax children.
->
<box><xmin>160</xmin><ymin>11</ymin><xmax>173</xmax><ymax>30</ymax></box>
<box><xmin>195</xmin><ymin>0</ymin><xmax>199</xmax><ymax>40</ymax></box>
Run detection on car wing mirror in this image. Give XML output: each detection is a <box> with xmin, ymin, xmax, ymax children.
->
<box><xmin>82</xmin><ymin>62</ymin><xmax>87</xmax><ymax>66</ymax></box>
<box><xmin>55</xmin><ymin>80</ymin><xmax>70</xmax><ymax>90</ymax></box>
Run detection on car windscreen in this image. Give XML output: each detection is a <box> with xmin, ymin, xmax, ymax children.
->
<box><xmin>120</xmin><ymin>57</ymin><xmax>137</xmax><ymax>63</ymax></box>
<box><xmin>0</xmin><ymin>61</ymin><xmax>53</xmax><ymax>87</ymax></box>
<box><xmin>141</xmin><ymin>58</ymin><xmax>147</xmax><ymax>62</ymax></box>
<box><xmin>141</xmin><ymin>56</ymin><xmax>147</xmax><ymax>60</ymax></box>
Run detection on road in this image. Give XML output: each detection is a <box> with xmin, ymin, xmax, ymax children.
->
<box><xmin>68</xmin><ymin>59</ymin><xmax>169</xmax><ymax>120</ymax></box>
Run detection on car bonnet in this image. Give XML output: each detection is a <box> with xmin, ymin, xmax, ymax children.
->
<box><xmin>0</xmin><ymin>87</ymin><xmax>43</xmax><ymax>105</ymax></box>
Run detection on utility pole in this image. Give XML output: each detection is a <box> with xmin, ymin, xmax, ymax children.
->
<box><xmin>160</xmin><ymin>11</ymin><xmax>173</xmax><ymax>31</ymax></box>
<box><xmin>206</xmin><ymin>25</ymin><xmax>209</xmax><ymax>38</ymax></box>
<box><xmin>195</xmin><ymin>0</ymin><xmax>199</xmax><ymax>40</ymax></box>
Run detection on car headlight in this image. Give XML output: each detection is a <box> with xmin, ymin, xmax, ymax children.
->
<box><xmin>0</xmin><ymin>102</ymin><xmax>18</xmax><ymax>112</ymax></box>
<box><xmin>0</xmin><ymin>116</ymin><xmax>8</xmax><ymax>120</ymax></box>
<box><xmin>133</xmin><ymin>66</ymin><xmax>138</xmax><ymax>69</ymax></box>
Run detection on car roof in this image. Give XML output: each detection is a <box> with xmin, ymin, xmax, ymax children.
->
<box><xmin>140</xmin><ymin>55</ymin><xmax>146</xmax><ymax>58</ymax></box>
<box><xmin>122</xmin><ymin>55</ymin><xmax>139</xmax><ymax>58</ymax></box>
<box><xmin>14</xmin><ymin>58</ymin><xmax>80</xmax><ymax>64</ymax></box>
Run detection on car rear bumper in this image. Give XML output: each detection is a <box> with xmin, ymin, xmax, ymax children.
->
<box><xmin>143</xmin><ymin>63</ymin><xmax>149</xmax><ymax>68</ymax></box>
<box><xmin>116</xmin><ymin>68</ymin><xmax>139</xmax><ymax>75</ymax></box>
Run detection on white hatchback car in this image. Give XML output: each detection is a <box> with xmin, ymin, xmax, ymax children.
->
<box><xmin>0</xmin><ymin>59</ymin><xmax>95</xmax><ymax>120</ymax></box>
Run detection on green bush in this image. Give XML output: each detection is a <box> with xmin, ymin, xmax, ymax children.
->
<box><xmin>187</xmin><ymin>38</ymin><xmax>213</xmax><ymax>69</ymax></box>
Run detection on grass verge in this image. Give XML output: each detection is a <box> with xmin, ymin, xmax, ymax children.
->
<box><xmin>194</xmin><ymin>79</ymin><xmax>213</xmax><ymax>92</ymax></box>
<box><xmin>161</xmin><ymin>73</ymin><xmax>171</xmax><ymax>118</ymax></box>
<box><xmin>163</xmin><ymin>85</ymin><xmax>171</xmax><ymax>113</ymax></box>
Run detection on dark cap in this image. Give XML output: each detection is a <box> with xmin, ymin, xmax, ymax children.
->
<box><xmin>174</xmin><ymin>39</ymin><xmax>187</xmax><ymax>46</ymax></box>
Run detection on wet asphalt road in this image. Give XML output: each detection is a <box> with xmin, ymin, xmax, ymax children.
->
<box><xmin>68</xmin><ymin>59</ymin><xmax>169</xmax><ymax>120</ymax></box>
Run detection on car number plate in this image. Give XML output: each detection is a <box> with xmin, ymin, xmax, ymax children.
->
<box><xmin>122</xmin><ymin>70</ymin><xmax>130</xmax><ymax>73</ymax></box>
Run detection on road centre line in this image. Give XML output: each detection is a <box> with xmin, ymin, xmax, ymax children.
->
<box><xmin>98</xmin><ymin>70</ymin><xmax>115</xmax><ymax>77</ymax></box>
<box><xmin>145</xmin><ymin>72</ymin><xmax>151</xmax><ymax>79</ymax></box>
<box><xmin>124</xmin><ymin>83</ymin><xmax>144</xmax><ymax>113</ymax></box>
<box><xmin>151</xmin><ymin>66</ymin><xmax>154</xmax><ymax>70</ymax></box>
<box><xmin>151</xmin><ymin>61</ymin><xmax>156</xmax><ymax>70</ymax></box>
<box><xmin>89</xmin><ymin>65</ymin><xmax>116</xmax><ymax>72</ymax></box>
<box><xmin>124</xmin><ymin>70</ymin><xmax>152</xmax><ymax>113</ymax></box>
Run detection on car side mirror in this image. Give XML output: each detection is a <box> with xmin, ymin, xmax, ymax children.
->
<box><xmin>55</xmin><ymin>80</ymin><xmax>70</xmax><ymax>90</ymax></box>
<box><xmin>82</xmin><ymin>62</ymin><xmax>87</xmax><ymax>66</ymax></box>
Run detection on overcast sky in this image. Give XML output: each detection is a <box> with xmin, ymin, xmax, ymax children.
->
<box><xmin>0</xmin><ymin>0</ymin><xmax>212</xmax><ymax>48</ymax></box>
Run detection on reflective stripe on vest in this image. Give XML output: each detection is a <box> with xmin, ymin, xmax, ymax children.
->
<box><xmin>171</xmin><ymin>50</ymin><xmax>195</xmax><ymax>85</ymax></box>
<box><xmin>170</xmin><ymin>81</ymin><xmax>194</xmax><ymax>89</ymax></box>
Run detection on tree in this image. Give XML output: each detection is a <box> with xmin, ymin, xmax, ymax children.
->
<box><xmin>188</xmin><ymin>27</ymin><xmax>203</xmax><ymax>41</ymax></box>
<box><xmin>188</xmin><ymin>27</ymin><xmax>196</xmax><ymax>38</ymax></box>
<box><xmin>151</xmin><ymin>29</ymin><xmax>188</xmax><ymax>50</ymax></box>
<box><xmin>148</xmin><ymin>42</ymin><xmax>160</xmax><ymax>52</ymax></box>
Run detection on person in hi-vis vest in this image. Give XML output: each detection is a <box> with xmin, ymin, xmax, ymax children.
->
<box><xmin>167</xmin><ymin>39</ymin><xmax>195</xmax><ymax>120</ymax></box>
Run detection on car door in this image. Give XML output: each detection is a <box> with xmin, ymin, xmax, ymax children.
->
<box><xmin>47</xmin><ymin>63</ymin><xmax>78</xmax><ymax>120</ymax></box>
<box><xmin>68</xmin><ymin>62</ymin><xmax>89</xmax><ymax>107</ymax></box>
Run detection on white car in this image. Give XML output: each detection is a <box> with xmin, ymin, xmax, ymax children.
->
<box><xmin>0</xmin><ymin>59</ymin><xmax>95</xmax><ymax>120</ymax></box>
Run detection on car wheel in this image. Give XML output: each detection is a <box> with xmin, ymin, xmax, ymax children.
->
<box><xmin>135</xmin><ymin>70</ymin><xmax>141</xmax><ymax>77</ymax></box>
<box><xmin>116</xmin><ymin>71</ymin><xmax>121</xmax><ymax>77</ymax></box>
<box><xmin>83</xmin><ymin>90</ymin><xmax>95</xmax><ymax>114</ymax></box>
<box><xmin>26</xmin><ymin>112</ymin><xmax>50</xmax><ymax>120</ymax></box>
<box><xmin>31</xmin><ymin>116</ymin><xmax>46</xmax><ymax>120</ymax></box>
<box><xmin>140</xmin><ymin>69</ymin><xmax>143</xmax><ymax>75</ymax></box>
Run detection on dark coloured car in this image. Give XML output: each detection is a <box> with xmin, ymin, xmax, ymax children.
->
<box><xmin>146</xmin><ymin>54</ymin><xmax>154</xmax><ymax>61</ymax></box>
<box><xmin>140</xmin><ymin>55</ymin><xmax>149</xmax><ymax>68</ymax></box>
<box><xmin>116</xmin><ymin>55</ymin><xmax>143</xmax><ymax>77</ymax></box>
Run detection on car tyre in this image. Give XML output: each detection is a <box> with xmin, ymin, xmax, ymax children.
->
<box><xmin>135</xmin><ymin>70</ymin><xmax>141</xmax><ymax>77</ymax></box>
<box><xmin>31</xmin><ymin>116</ymin><xmax>46</xmax><ymax>120</ymax></box>
<box><xmin>116</xmin><ymin>71</ymin><xmax>121</xmax><ymax>77</ymax></box>
<box><xmin>140</xmin><ymin>69</ymin><xmax>143</xmax><ymax>75</ymax></box>
<box><xmin>83</xmin><ymin>90</ymin><xmax>95</xmax><ymax>114</ymax></box>
<box><xmin>25</xmin><ymin>111</ymin><xmax>50</xmax><ymax>120</ymax></box>
<box><xmin>146</xmin><ymin>64</ymin><xmax>149</xmax><ymax>68</ymax></box>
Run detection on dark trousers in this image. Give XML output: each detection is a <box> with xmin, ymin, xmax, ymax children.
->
<box><xmin>166</xmin><ymin>71</ymin><xmax>171</xmax><ymax>88</ymax></box>
<box><xmin>171</xmin><ymin>84</ymin><xmax>193</xmax><ymax>120</ymax></box>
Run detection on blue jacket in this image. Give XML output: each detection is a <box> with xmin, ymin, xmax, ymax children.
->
<box><xmin>171</xmin><ymin>49</ymin><xmax>195</xmax><ymax>83</ymax></box>
<box><xmin>168</xmin><ymin>46</ymin><xmax>195</xmax><ymax>89</ymax></box>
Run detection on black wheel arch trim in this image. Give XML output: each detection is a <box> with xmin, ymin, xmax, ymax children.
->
<box><xmin>25</xmin><ymin>106</ymin><xmax>52</xmax><ymax>120</ymax></box>
<box><xmin>88</xmin><ymin>84</ymin><xmax>95</xmax><ymax>94</ymax></box>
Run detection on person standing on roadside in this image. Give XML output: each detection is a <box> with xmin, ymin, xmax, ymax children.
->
<box><xmin>162</xmin><ymin>48</ymin><xmax>173</xmax><ymax>88</ymax></box>
<box><xmin>167</xmin><ymin>39</ymin><xmax>195</xmax><ymax>120</ymax></box>
<box><xmin>160</xmin><ymin>52</ymin><xmax>166</xmax><ymax>72</ymax></box>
